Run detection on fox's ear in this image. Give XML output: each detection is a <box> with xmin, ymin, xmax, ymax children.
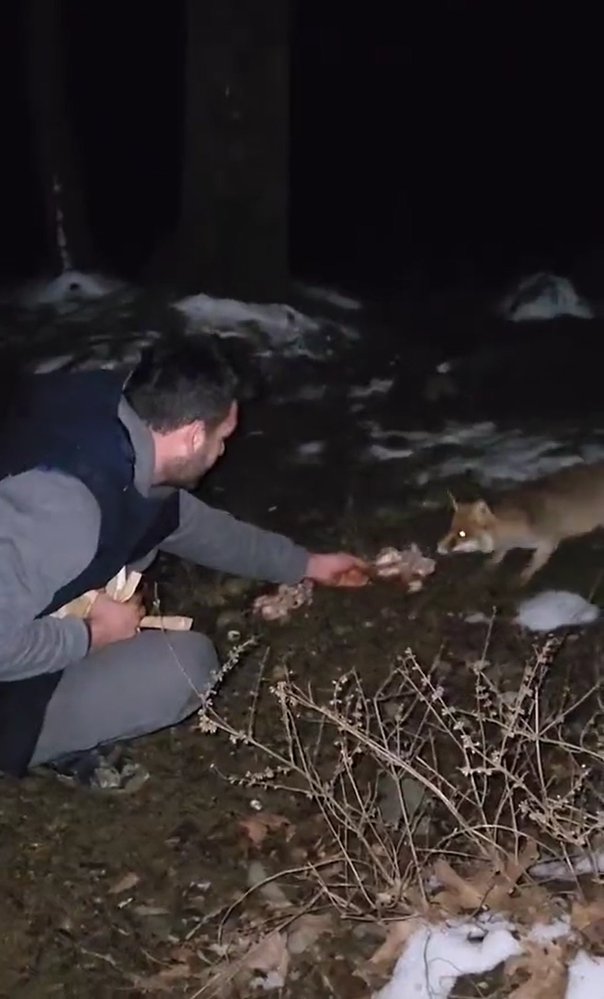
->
<box><xmin>472</xmin><ymin>499</ymin><xmax>493</xmax><ymax>519</ymax></box>
<box><xmin>446</xmin><ymin>490</ymin><xmax>458</xmax><ymax>511</ymax></box>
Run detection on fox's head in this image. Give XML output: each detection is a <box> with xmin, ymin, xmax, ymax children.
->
<box><xmin>437</xmin><ymin>497</ymin><xmax>497</xmax><ymax>555</ymax></box>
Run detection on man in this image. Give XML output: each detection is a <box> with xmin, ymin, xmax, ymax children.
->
<box><xmin>0</xmin><ymin>339</ymin><xmax>365</xmax><ymax>792</ymax></box>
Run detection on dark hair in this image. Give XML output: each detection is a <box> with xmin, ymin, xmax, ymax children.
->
<box><xmin>124</xmin><ymin>337</ymin><xmax>238</xmax><ymax>432</ymax></box>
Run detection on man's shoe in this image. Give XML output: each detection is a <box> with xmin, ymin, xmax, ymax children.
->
<box><xmin>32</xmin><ymin>743</ymin><xmax>149</xmax><ymax>794</ymax></box>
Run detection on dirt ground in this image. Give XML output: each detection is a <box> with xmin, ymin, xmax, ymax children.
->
<box><xmin>2</xmin><ymin>327</ymin><xmax>604</xmax><ymax>997</ymax></box>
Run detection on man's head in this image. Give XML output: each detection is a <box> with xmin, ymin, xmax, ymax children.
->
<box><xmin>124</xmin><ymin>339</ymin><xmax>239</xmax><ymax>488</ymax></box>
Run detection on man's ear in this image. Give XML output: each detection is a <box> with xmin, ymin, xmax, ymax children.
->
<box><xmin>189</xmin><ymin>420</ymin><xmax>208</xmax><ymax>451</ymax></box>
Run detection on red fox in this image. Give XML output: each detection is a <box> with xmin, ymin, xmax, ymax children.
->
<box><xmin>437</xmin><ymin>462</ymin><xmax>604</xmax><ymax>584</ymax></box>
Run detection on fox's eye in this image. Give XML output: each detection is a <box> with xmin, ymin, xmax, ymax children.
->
<box><xmin>458</xmin><ymin>530</ymin><xmax>466</xmax><ymax>538</ymax></box>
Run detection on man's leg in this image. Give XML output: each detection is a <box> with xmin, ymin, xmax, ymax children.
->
<box><xmin>30</xmin><ymin>630</ymin><xmax>218</xmax><ymax>786</ymax></box>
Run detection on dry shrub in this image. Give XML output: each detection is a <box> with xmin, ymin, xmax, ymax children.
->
<box><xmin>196</xmin><ymin>634</ymin><xmax>604</xmax><ymax>920</ymax></box>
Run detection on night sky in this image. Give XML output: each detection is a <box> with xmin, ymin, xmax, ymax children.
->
<box><xmin>0</xmin><ymin>2</ymin><xmax>602</xmax><ymax>296</ymax></box>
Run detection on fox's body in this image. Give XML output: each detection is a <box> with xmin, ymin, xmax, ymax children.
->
<box><xmin>437</xmin><ymin>462</ymin><xmax>604</xmax><ymax>584</ymax></box>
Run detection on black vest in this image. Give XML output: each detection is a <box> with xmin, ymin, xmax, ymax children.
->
<box><xmin>0</xmin><ymin>369</ymin><xmax>180</xmax><ymax>776</ymax></box>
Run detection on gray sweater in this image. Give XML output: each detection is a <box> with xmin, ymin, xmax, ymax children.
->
<box><xmin>0</xmin><ymin>400</ymin><xmax>309</xmax><ymax>681</ymax></box>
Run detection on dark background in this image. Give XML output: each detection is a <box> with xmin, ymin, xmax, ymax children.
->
<box><xmin>0</xmin><ymin>1</ymin><xmax>601</xmax><ymax>298</ymax></box>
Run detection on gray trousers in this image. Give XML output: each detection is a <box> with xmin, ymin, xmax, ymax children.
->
<box><xmin>30</xmin><ymin>556</ymin><xmax>218</xmax><ymax>766</ymax></box>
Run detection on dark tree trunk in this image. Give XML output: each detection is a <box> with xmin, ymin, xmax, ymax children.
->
<box><xmin>25</xmin><ymin>0</ymin><xmax>92</xmax><ymax>274</ymax></box>
<box><xmin>157</xmin><ymin>0</ymin><xmax>289</xmax><ymax>300</ymax></box>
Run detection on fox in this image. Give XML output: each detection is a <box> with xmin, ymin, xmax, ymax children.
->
<box><xmin>437</xmin><ymin>462</ymin><xmax>604</xmax><ymax>585</ymax></box>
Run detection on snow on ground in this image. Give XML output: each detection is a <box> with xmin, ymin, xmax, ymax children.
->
<box><xmin>363</xmin><ymin>419</ymin><xmax>604</xmax><ymax>486</ymax></box>
<box><xmin>499</xmin><ymin>272</ymin><xmax>593</xmax><ymax>322</ymax></box>
<box><xmin>173</xmin><ymin>291</ymin><xmax>359</xmax><ymax>357</ymax></box>
<box><xmin>349</xmin><ymin>378</ymin><xmax>394</xmax><ymax>400</ymax></box>
<box><xmin>7</xmin><ymin>270</ymin><xmax>128</xmax><ymax>315</ymax></box>
<box><xmin>378</xmin><ymin>914</ymin><xmax>604</xmax><ymax>999</ymax></box>
<box><xmin>297</xmin><ymin>283</ymin><xmax>363</xmax><ymax>312</ymax></box>
<box><xmin>516</xmin><ymin>591</ymin><xmax>600</xmax><ymax>632</ymax></box>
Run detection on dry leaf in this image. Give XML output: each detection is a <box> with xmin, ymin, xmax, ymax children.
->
<box><xmin>243</xmin><ymin>929</ymin><xmax>289</xmax><ymax>980</ymax></box>
<box><xmin>108</xmin><ymin>871</ymin><xmax>140</xmax><ymax>895</ymax></box>
<box><xmin>505</xmin><ymin>939</ymin><xmax>568</xmax><ymax>999</ymax></box>
<box><xmin>365</xmin><ymin>918</ymin><xmax>422</xmax><ymax>977</ymax></box>
<box><xmin>571</xmin><ymin>899</ymin><xmax>604</xmax><ymax>951</ymax></box>
<box><xmin>287</xmin><ymin>913</ymin><xmax>333</xmax><ymax>955</ymax></box>
<box><xmin>238</xmin><ymin>812</ymin><xmax>292</xmax><ymax>848</ymax></box>
<box><xmin>433</xmin><ymin>859</ymin><xmax>492</xmax><ymax>912</ymax></box>
<box><xmin>132</xmin><ymin>963</ymin><xmax>192</xmax><ymax>993</ymax></box>
<box><xmin>434</xmin><ymin>845</ymin><xmax>538</xmax><ymax>915</ymax></box>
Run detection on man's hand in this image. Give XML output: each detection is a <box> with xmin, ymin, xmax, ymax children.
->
<box><xmin>304</xmin><ymin>552</ymin><xmax>370</xmax><ymax>587</ymax></box>
<box><xmin>87</xmin><ymin>592</ymin><xmax>145</xmax><ymax>651</ymax></box>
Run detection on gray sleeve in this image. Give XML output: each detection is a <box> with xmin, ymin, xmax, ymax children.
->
<box><xmin>0</xmin><ymin>470</ymin><xmax>101</xmax><ymax>681</ymax></box>
<box><xmin>159</xmin><ymin>490</ymin><xmax>310</xmax><ymax>584</ymax></box>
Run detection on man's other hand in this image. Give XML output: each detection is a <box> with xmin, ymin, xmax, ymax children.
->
<box><xmin>87</xmin><ymin>592</ymin><xmax>145</xmax><ymax>650</ymax></box>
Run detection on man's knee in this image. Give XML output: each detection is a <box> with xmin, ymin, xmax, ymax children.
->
<box><xmin>165</xmin><ymin>631</ymin><xmax>219</xmax><ymax>704</ymax></box>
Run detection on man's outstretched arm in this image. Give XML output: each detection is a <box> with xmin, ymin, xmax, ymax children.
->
<box><xmin>159</xmin><ymin>491</ymin><xmax>309</xmax><ymax>584</ymax></box>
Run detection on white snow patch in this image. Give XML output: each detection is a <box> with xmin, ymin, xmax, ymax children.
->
<box><xmin>531</xmin><ymin>851</ymin><xmax>604</xmax><ymax>882</ymax></box>
<box><xmin>363</xmin><ymin>420</ymin><xmax>604</xmax><ymax>486</ymax></box>
<box><xmin>500</xmin><ymin>272</ymin><xmax>593</xmax><ymax>322</ymax></box>
<box><xmin>11</xmin><ymin>271</ymin><xmax>127</xmax><ymax>315</ymax></box>
<box><xmin>299</xmin><ymin>283</ymin><xmax>362</xmax><ymax>311</ymax></box>
<box><xmin>174</xmin><ymin>293</ymin><xmax>319</xmax><ymax>341</ymax></box>
<box><xmin>295</xmin><ymin>441</ymin><xmax>325</xmax><ymax>461</ymax></box>
<box><xmin>173</xmin><ymin>291</ymin><xmax>357</xmax><ymax>357</ymax></box>
<box><xmin>465</xmin><ymin>611</ymin><xmax>491</xmax><ymax>624</ymax></box>
<box><xmin>349</xmin><ymin>378</ymin><xmax>394</xmax><ymax>400</ymax></box>
<box><xmin>368</xmin><ymin>443</ymin><xmax>415</xmax><ymax>461</ymax></box>
<box><xmin>379</xmin><ymin>915</ymin><xmax>603</xmax><ymax>999</ymax></box>
<box><xmin>516</xmin><ymin>591</ymin><xmax>599</xmax><ymax>632</ymax></box>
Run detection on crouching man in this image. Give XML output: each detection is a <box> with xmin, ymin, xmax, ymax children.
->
<box><xmin>0</xmin><ymin>340</ymin><xmax>364</xmax><ymax>792</ymax></box>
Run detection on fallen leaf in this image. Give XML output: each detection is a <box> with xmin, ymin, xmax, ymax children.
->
<box><xmin>287</xmin><ymin>912</ymin><xmax>333</xmax><ymax>955</ymax></box>
<box><xmin>365</xmin><ymin>918</ymin><xmax>422</xmax><ymax>977</ymax></box>
<box><xmin>132</xmin><ymin>962</ymin><xmax>192</xmax><ymax>993</ymax></box>
<box><xmin>243</xmin><ymin>929</ymin><xmax>289</xmax><ymax>980</ymax></box>
<box><xmin>571</xmin><ymin>899</ymin><xmax>604</xmax><ymax>951</ymax></box>
<box><xmin>238</xmin><ymin>812</ymin><xmax>292</xmax><ymax>848</ymax></box>
<box><xmin>505</xmin><ymin>939</ymin><xmax>569</xmax><ymax>999</ymax></box>
<box><xmin>433</xmin><ymin>859</ymin><xmax>492</xmax><ymax>912</ymax></box>
<box><xmin>108</xmin><ymin>871</ymin><xmax>140</xmax><ymax>895</ymax></box>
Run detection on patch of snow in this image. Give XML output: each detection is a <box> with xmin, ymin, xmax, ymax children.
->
<box><xmin>568</xmin><ymin>952</ymin><xmax>604</xmax><ymax>999</ymax></box>
<box><xmin>368</xmin><ymin>443</ymin><xmax>415</xmax><ymax>461</ymax></box>
<box><xmin>349</xmin><ymin>378</ymin><xmax>394</xmax><ymax>400</ymax></box>
<box><xmin>377</xmin><ymin>916</ymin><xmax>521</xmax><ymax>999</ymax></box>
<box><xmin>295</xmin><ymin>441</ymin><xmax>325</xmax><ymax>461</ymax></box>
<box><xmin>298</xmin><ymin>283</ymin><xmax>362</xmax><ymax>311</ymax></box>
<box><xmin>379</xmin><ymin>915</ymin><xmax>603</xmax><ymax>999</ymax></box>
<box><xmin>530</xmin><ymin>851</ymin><xmax>604</xmax><ymax>881</ymax></box>
<box><xmin>465</xmin><ymin>612</ymin><xmax>491</xmax><ymax>624</ymax></box>
<box><xmin>364</xmin><ymin>420</ymin><xmax>604</xmax><ymax>486</ymax></box>
<box><xmin>173</xmin><ymin>292</ymin><xmax>357</xmax><ymax>358</ymax></box>
<box><xmin>436</xmin><ymin>360</ymin><xmax>453</xmax><ymax>374</ymax></box>
<box><xmin>499</xmin><ymin>272</ymin><xmax>593</xmax><ymax>322</ymax></box>
<box><xmin>516</xmin><ymin>591</ymin><xmax>599</xmax><ymax>632</ymax></box>
<box><xmin>174</xmin><ymin>293</ymin><xmax>318</xmax><ymax>342</ymax></box>
<box><xmin>11</xmin><ymin>271</ymin><xmax>127</xmax><ymax>315</ymax></box>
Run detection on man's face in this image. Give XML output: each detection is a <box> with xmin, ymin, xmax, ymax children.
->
<box><xmin>163</xmin><ymin>402</ymin><xmax>238</xmax><ymax>488</ymax></box>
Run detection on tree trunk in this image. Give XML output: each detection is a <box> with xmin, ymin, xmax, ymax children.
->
<box><xmin>159</xmin><ymin>0</ymin><xmax>289</xmax><ymax>300</ymax></box>
<box><xmin>24</xmin><ymin>0</ymin><xmax>92</xmax><ymax>274</ymax></box>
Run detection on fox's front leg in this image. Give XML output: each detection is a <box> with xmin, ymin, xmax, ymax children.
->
<box><xmin>517</xmin><ymin>541</ymin><xmax>556</xmax><ymax>586</ymax></box>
